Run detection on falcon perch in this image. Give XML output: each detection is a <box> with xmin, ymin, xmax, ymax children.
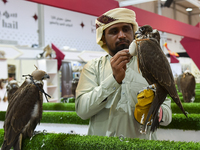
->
<box><xmin>129</xmin><ymin>25</ymin><xmax>187</xmax><ymax>133</ymax></box>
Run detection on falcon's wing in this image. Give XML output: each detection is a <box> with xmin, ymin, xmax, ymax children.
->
<box><xmin>4</xmin><ymin>83</ymin><xmax>42</xmax><ymax>146</ymax></box>
<box><xmin>139</xmin><ymin>39</ymin><xmax>177</xmax><ymax>97</ymax></box>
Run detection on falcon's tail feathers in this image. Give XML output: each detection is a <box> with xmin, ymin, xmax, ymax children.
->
<box><xmin>149</xmin><ymin>97</ymin><xmax>163</xmax><ymax>132</ymax></box>
<box><xmin>150</xmin><ymin>113</ymin><xmax>159</xmax><ymax>132</ymax></box>
<box><xmin>1</xmin><ymin>133</ymin><xmax>22</xmax><ymax>150</ymax></box>
<box><xmin>1</xmin><ymin>141</ymin><xmax>13</xmax><ymax>150</ymax></box>
<box><xmin>173</xmin><ymin>96</ymin><xmax>188</xmax><ymax>117</ymax></box>
<box><xmin>142</xmin><ymin>95</ymin><xmax>163</xmax><ymax>133</ymax></box>
<box><xmin>12</xmin><ymin>133</ymin><xmax>22</xmax><ymax>150</ymax></box>
<box><xmin>143</xmin><ymin>86</ymin><xmax>167</xmax><ymax>133</ymax></box>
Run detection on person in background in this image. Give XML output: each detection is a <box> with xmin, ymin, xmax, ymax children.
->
<box><xmin>75</xmin><ymin>8</ymin><xmax>172</xmax><ymax>140</ymax></box>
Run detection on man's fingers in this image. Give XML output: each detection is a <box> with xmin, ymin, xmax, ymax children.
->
<box><xmin>111</xmin><ymin>49</ymin><xmax>131</xmax><ymax>66</ymax></box>
<box><xmin>111</xmin><ymin>55</ymin><xmax>130</xmax><ymax>65</ymax></box>
<box><xmin>110</xmin><ymin>49</ymin><xmax>131</xmax><ymax>84</ymax></box>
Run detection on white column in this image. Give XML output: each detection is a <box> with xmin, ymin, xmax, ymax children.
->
<box><xmin>38</xmin><ymin>4</ymin><xmax>45</xmax><ymax>48</ymax></box>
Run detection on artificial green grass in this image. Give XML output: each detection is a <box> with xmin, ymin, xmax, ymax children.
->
<box><xmin>161</xmin><ymin>114</ymin><xmax>200</xmax><ymax>130</ymax></box>
<box><xmin>41</xmin><ymin>111</ymin><xmax>89</xmax><ymax>125</ymax></box>
<box><xmin>0</xmin><ymin>111</ymin><xmax>89</xmax><ymax>125</ymax></box>
<box><xmin>0</xmin><ymin>111</ymin><xmax>197</xmax><ymax>130</ymax></box>
<box><xmin>168</xmin><ymin>94</ymin><xmax>200</xmax><ymax>103</ymax></box>
<box><xmin>171</xmin><ymin>103</ymin><xmax>200</xmax><ymax>114</ymax></box>
<box><xmin>43</xmin><ymin>103</ymin><xmax>75</xmax><ymax>111</ymax></box>
<box><xmin>0</xmin><ymin>129</ymin><xmax>197</xmax><ymax>150</ymax></box>
<box><xmin>21</xmin><ymin>133</ymin><xmax>200</xmax><ymax>150</ymax></box>
<box><xmin>42</xmin><ymin>102</ymin><xmax>200</xmax><ymax>115</ymax></box>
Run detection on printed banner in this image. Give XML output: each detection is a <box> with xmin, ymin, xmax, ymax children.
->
<box><xmin>0</xmin><ymin>0</ymin><xmax>38</xmax><ymax>46</ymax></box>
<box><xmin>44</xmin><ymin>5</ymin><xmax>101</xmax><ymax>51</ymax></box>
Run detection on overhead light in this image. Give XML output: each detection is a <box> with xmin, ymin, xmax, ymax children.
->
<box><xmin>186</xmin><ymin>8</ymin><xmax>193</xmax><ymax>11</ymax></box>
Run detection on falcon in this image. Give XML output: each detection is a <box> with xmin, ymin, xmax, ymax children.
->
<box><xmin>180</xmin><ymin>71</ymin><xmax>196</xmax><ymax>102</ymax></box>
<box><xmin>6</xmin><ymin>80</ymin><xmax>19</xmax><ymax>103</ymax></box>
<box><xmin>176</xmin><ymin>74</ymin><xmax>182</xmax><ymax>92</ymax></box>
<box><xmin>1</xmin><ymin>67</ymin><xmax>50</xmax><ymax>150</ymax></box>
<box><xmin>129</xmin><ymin>25</ymin><xmax>187</xmax><ymax>133</ymax></box>
<box><xmin>0</xmin><ymin>78</ymin><xmax>8</xmax><ymax>102</ymax></box>
<box><xmin>0</xmin><ymin>78</ymin><xmax>7</xmax><ymax>89</ymax></box>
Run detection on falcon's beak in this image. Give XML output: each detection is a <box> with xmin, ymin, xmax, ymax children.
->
<box><xmin>135</xmin><ymin>30</ymin><xmax>141</xmax><ymax>39</ymax></box>
<box><xmin>42</xmin><ymin>74</ymin><xmax>50</xmax><ymax>80</ymax></box>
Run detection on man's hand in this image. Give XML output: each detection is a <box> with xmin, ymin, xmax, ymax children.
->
<box><xmin>110</xmin><ymin>49</ymin><xmax>131</xmax><ymax>84</ymax></box>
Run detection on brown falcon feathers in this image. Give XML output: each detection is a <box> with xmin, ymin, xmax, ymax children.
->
<box><xmin>0</xmin><ymin>78</ymin><xmax>8</xmax><ymax>89</ymax></box>
<box><xmin>6</xmin><ymin>80</ymin><xmax>19</xmax><ymax>103</ymax></box>
<box><xmin>2</xmin><ymin>67</ymin><xmax>50</xmax><ymax>150</ymax></box>
<box><xmin>176</xmin><ymin>74</ymin><xmax>182</xmax><ymax>92</ymax></box>
<box><xmin>180</xmin><ymin>71</ymin><xmax>196</xmax><ymax>102</ymax></box>
<box><xmin>132</xmin><ymin>25</ymin><xmax>187</xmax><ymax>133</ymax></box>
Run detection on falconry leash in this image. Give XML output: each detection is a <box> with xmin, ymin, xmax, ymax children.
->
<box><xmin>22</xmin><ymin>74</ymin><xmax>51</xmax><ymax>102</ymax></box>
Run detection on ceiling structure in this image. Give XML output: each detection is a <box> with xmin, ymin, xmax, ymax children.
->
<box><xmin>117</xmin><ymin>0</ymin><xmax>200</xmax><ymax>25</ymax></box>
<box><xmin>118</xmin><ymin>0</ymin><xmax>200</xmax><ymax>10</ymax></box>
<box><xmin>173</xmin><ymin>0</ymin><xmax>200</xmax><ymax>9</ymax></box>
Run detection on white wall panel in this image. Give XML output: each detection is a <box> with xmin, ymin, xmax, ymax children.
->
<box><xmin>0</xmin><ymin>0</ymin><xmax>38</xmax><ymax>46</ymax></box>
<box><xmin>44</xmin><ymin>5</ymin><xmax>102</xmax><ymax>52</ymax></box>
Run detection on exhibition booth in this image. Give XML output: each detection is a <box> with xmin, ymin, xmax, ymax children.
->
<box><xmin>0</xmin><ymin>0</ymin><xmax>200</xmax><ymax>149</ymax></box>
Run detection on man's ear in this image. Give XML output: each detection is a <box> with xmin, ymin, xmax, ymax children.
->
<box><xmin>101</xmin><ymin>34</ymin><xmax>106</xmax><ymax>44</ymax></box>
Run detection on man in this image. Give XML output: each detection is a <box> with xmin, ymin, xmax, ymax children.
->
<box><xmin>75</xmin><ymin>8</ymin><xmax>172</xmax><ymax>140</ymax></box>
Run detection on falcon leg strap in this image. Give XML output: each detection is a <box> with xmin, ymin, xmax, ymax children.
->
<box><xmin>22</xmin><ymin>74</ymin><xmax>51</xmax><ymax>102</ymax></box>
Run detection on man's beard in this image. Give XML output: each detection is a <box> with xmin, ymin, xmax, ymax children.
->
<box><xmin>106</xmin><ymin>40</ymin><xmax>130</xmax><ymax>55</ymax></box>
<box><xmin>115</xmin><ymin>44</ymin><xmax>129</xmax><ymax>52</ymax></box>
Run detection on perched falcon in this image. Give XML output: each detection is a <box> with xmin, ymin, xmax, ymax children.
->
<box><xmin>2</xmin><ymin>68</ymin><xmax>50</xmax><ymax>150</ymax></box>
<box><xmin>6</xmin><ymin>80</ymin><xmax>19</xmax><ymax>103</ymax></box>
<box><xmin>180</xmin><ymin>71</ymin><xmax>196</xmax><ymax>102</ymax></box>
<box><xmin>176</xmin><ymin>74</ymin><xmax>182</xmax><ymax>93</ymax></box>
<box><xmin>0</xmin><ymin>78</ymin><xmax>7</xmax><ymax>89</ymax></box>
<box><xmin>0</xmin><ymin>78</ymin><xmax>8</xmax><ymax>102</ymax></box>
<box><xmin>129</xmin><ymin>25</ymin><xmax>187</xmax><ymax>133</ymax></box>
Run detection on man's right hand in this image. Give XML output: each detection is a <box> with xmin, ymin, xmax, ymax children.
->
<box><xmin>110</xmin><ymin>49</ymin><xmax>131</xmax><ymax>84</ymax></box>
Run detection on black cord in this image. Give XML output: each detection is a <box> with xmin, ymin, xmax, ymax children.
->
<box><xmin>22</xmin><ymin>74</ymin><xmax>51</xmax><ymax>102</ymax></box>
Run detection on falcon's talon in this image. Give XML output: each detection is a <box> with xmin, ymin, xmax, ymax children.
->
<box><xmin>137</xmin><ymin>84</ymin><xmax>156</xmax><ymax>95</ymax></box>
<box><xmin>140</xmin><ymin>124</ymin><xmax>147</xmax><ymax>134</ymax></box>
<box><xmin>33</xmin><ymin>130</ymin><xmax>41</xmax><ymax>136</ymax></box>
<box><xmin>119</xmin><ymin>134</ymin><xmax>125</xmax><ymax>142</ymax></box>
<box><xmin>43</xmin><ymin>129</ymin><xmax>47</xmax><ymax>135</ymax></box>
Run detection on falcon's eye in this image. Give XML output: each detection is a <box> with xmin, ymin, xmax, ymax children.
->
<box><xmin>139</xmin><ymin>27</ymin><xmax>145</xmax><ymax>32</ymax></box>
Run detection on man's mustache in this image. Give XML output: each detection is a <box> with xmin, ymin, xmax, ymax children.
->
<box><xmin>115</xmin><ymin>39</ymin><xmax>130</xmax><ymax>46</ymax></box>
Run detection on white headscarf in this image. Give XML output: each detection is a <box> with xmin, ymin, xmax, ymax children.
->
<box><xmin>96</xmin><ymin>8</ymin><xmax>138</xmax><ymax>53</ymax></box>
